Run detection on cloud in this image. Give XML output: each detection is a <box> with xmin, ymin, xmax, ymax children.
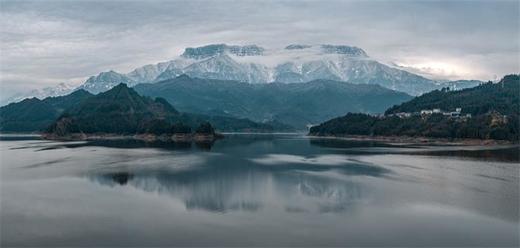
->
<box><xmin>0</xmin><ymin>0</ymin><xmax>518</xmax><ymax>98</ymax></box>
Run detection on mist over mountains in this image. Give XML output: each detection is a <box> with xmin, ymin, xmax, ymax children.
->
<box><xmin>2</xmin><ymin>43</ymin><xmax>484</xmax><ymax>106</ymax></box>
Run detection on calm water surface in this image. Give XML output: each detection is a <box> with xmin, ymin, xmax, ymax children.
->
<box><xmin>1</xmin><ymin>134</ymin><xmax>519</xmax><ymax>247</ymax></box>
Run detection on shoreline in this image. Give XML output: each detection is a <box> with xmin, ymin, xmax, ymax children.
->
<box><xmin>2</xmin><ymin>132</ymin><xmax>517</xmax><ymax>146</ymax></box>
<box><xmin>307</xmin><ymin>134</ymin><xmax>517</xmax><ymax>146</ymax></box>
<box><xmin>40</xmin><ymin>132</ymin><xmax>224</xmax><ymax>142</ymax></box>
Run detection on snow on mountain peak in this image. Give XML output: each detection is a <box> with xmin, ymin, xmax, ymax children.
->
<box><xmin>78</xmin><ymin>70</ymin><xmax>136</xmax><ymax>93</ymax></box>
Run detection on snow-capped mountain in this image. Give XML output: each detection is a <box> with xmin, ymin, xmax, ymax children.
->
<box><xmin>126</xmin><ymin>62</ymin><xmax>171</xmax><ymax>83</ymax></box>
<box><xmin>1</xmin><ymin>82</ymin><xmax>75</xmax><ymax>106</ymax></box>
<box><xmin>3</xmin><ymin>43</ymin><xmax>483</xmax><ymax>104</ymax></box>
<box><xmin>138</xmin><ymin>43</ymin><xmax>442</xmax><ymax>95</ymax></box>
<box><xmin>77</xmin><ymin>70</ymin><xmax>136</xmax><ymax>93</ymax></box>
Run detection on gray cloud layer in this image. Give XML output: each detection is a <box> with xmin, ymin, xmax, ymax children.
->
<box><xmin>1</xmin><ymin>0</ymin><xmax>519</xmax><ymax>97</ymax></box>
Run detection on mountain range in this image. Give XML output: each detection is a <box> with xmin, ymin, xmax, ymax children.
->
<box><xmin>3</xmin><ymin>43</ymin><xmax>484</xmax><ymax>106</ymax></box>
<box><xmin>134</xmin><ymin>75</ymin><xmax>413</xmax><ymax>128</ymax></box>
<box><xmin>83</xmin><ymin>44</ymin><xmax>482</xmax><ymax>95</ymax></box>
<box><xmin>1</xmin><ymin>82</ymin><xmax>76</xmax><ymax>106</ymax></box>
<box><xmin>0</xmin><ymin>75</ymin><xmax>412</xmax><ymax>131</ymax></box>
<box><xmin>0</xmin><ymin>84</ymin><xmax>292</xmax><ymax>133</ymax></box>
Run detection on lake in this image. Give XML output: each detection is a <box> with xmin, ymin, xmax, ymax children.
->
<box><xmin>1</xmin><ymin>134</ymin><xmax>518</xmax><ymax>247</ymax></box>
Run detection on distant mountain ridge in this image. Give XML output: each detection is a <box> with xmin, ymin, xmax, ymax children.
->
<box><xmin>1</xmin><ymin>82</ymin><xmax>76</xmax><ymax>106</ymax></box>
<box><xmin>3</xmin><ymin>43</ymin><xmax>485</xmax><ymax>104</ymax></box>
<box><xmin>0</xmin><ymin>84</ymin><xmax>290</xmax><ymax>133</ymax></box>
<box><xmin>134</xmin><ymin>75</ymin><xmax>413</xmax><ymax>129</ymax></box>
<box><xmin>79</xmin><ymin>70</ymin><xmax>136</xmax><ymax>93</ymax></box>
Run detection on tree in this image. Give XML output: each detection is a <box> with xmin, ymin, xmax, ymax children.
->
<box><xmin>195</xmin><ymin>122</ymin><xmax>215</xmax><ymax>135</ymax></box>
<box><xmin>171</xmin><ymin>122</ymin><xmax>192</xmax><ymax>134</ymax></box>
<box><xmin>143</xmin><ymin>119</ymin><xmax>171</xmax><ymax>135</ymax></box>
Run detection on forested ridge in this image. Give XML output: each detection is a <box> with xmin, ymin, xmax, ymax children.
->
<box><xmin>310</xmin><ymin>75</ymin><xmax>519</xmax><ymax>141</ymax></box>
<box><xmin>1</xmin><ymin>83</ymin><xmax>288</xmax><ymax>134</ymax></box>
<box><xmin>386</xmin><ymin>75</ymin><xmax>519</xmax><ymax>116</ymax></box>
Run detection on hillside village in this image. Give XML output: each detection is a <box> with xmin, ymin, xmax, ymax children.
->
<box><xmin>387</xmin><ymin>107</ymin><xmax>472</xmax><ymax>119</ymax></box>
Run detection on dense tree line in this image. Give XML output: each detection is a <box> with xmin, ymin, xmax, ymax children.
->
<box><xmin>194</xmin><ymin>122</ymin><xmax>215</xmax><ymax>135</ymax></box>
<box><xmin>385</xmin><ymin>75</ymin><xmax>519</xmax><ymax>116</ymax></box>
<box><xmin>144</xmin><ymin>120</ymin><xmax>214</xmax><ymax>135</ymax></box>
<box><xmin>170</xmin><ymin>122</ymin><xmax>192</xmax><ymax>134</ymax></box>
<box><xmin>43</xmin><ymin>84</ymin><xmax>220</xmax><ymax>136</ymax></box>
<box><xmin>1</xmin><ymin>82</ymin><xmax>288</xmax><ymax>133</ymax></box>
<box><xmin>309</xmin><ymin>112</ymin><xmax>518</xmax><ymax>141</ymax></box>
<box><xmin>0</xmin><ymin>90</ymin><xmax>93</xmax><ymax>132</ymax></box>
<box><xmin>310</xmin><ymin>75</ymin><xmax>520</xmax><ymax>141</ymax></box>
<box><xmin>48</xmin><ymin>116</ymin><xmax>216</xmax><ymax>136</ymax></box>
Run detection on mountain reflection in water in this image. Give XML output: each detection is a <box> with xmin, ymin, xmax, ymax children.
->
<box><xmin>88</xmin><ymin>156</ymin><xmax>377</xmax><ymax>213</ymax></box>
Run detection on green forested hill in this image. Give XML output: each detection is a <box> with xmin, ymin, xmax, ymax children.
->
<box><xmin>134</xmin><ymin>75</ymin><xmax>412</xmax><ymax>129</ymax></box>
<box><xmin>310</xmin><ymin>75</ymin><xmax>520</xmax><ymax>141</ymax></box>
<box><xmin>52</xmin><ymin>83</ymin><xmax>180</xmax><ymax>134</ymax></box>
<box><xmin>309</xmin><ymin>112</ymin><xmax>518</xmax><ymax>141</ymax></box>
<box><xmin>0</xmin><ymin>83</ymin><xmax>287</xmax><ymax>134</ymax></box>
<box><xmin>0</xmin><ymin>90</ymin><xmax>93</xmax><ymax>132</ymax></box>
<box><xmin>385</xmin><ymin>75</ymin><xmax>519</xmax><ymax>116</ymax></box>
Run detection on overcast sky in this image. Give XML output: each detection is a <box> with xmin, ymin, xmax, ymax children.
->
<box><xmin>1</xmin><ymin>0</ymin><xmax>519</xmax><ymax>96</ymax></box>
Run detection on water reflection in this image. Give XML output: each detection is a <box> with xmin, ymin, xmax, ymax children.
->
<box><xmin>309</xmin><ymin>137</ymin><xmax>520</xmax><ymax>162</ymax></box>
<box><xmin>88</xmin><ymin>158</ymin><xmax>374</xmax><ymax>213</ymax></box>
<box><xmin>417</xmin><ymin>147</ymin><xmax>520</xmax><ymax>162</ymax></box>
<box><xmin>309</xmin><ymin>137</ymin><xmax>398</xmax><ymax>149</ymax></box>
<box><xmin>108</xmin><ymin>172</ymin><xmax>134</xmax><ymax>185</ymax></box>
<box><xmin>251</xmin><ymin>154</ymin><xmax>390</xmax><ymax>176</ymax></box>
<box><xmin>0</xmin><ymin>134</ymin><xmax>42</xmax><ymax>141</ymax></box>
<box><xmin>8</xmin><ymin>134</ymin><xmax>516</xmax><ymax>162</ymax></box>
<box><xmin>40</xmin><ymin>138</ymin><xmax>215</xmax><ymax>151</ymax></box>
<box><xmin>2</xmin><ymin>134</ymin><xmax>519</xmax><ymax>247</ymax></box>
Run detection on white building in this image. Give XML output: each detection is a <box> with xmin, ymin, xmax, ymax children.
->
<box><xmin>395</xmin><ymin>112</ymin><xmax>411</xmax><ymax>118</ymax></box>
